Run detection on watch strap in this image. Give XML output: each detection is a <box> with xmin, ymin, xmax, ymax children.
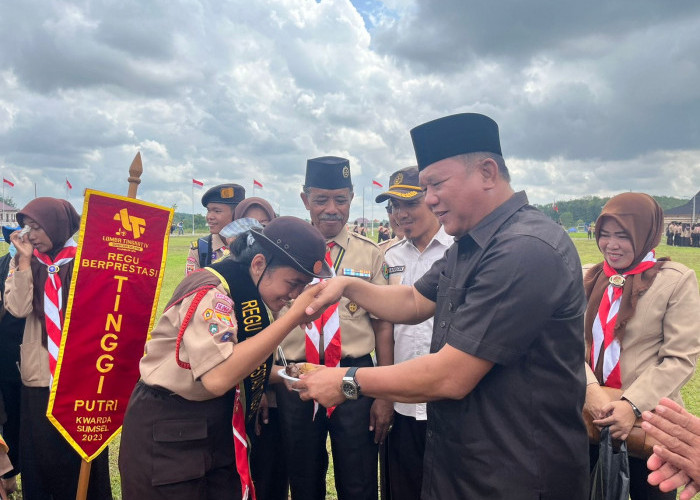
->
<box><xmin>622</xmin><ymin>397</ymin><xmax>642</xmax><ymax>418</ymax></box>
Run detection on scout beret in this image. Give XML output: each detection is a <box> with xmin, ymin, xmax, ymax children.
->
<box><xmin>251</xmin><ymin>216</ymin><xmax>333</xmax><ymax>279</ymax></box>
<box><xmin>2</xmin><ymin>226</ymin><xmax>20</xmax><ymax>243</ymax></box>
<box><xmin>410</xmin><ymin>113</ymin><xmax>502</xmax><ymax>171</ymax></box>
<box><xmin>201</xmin><ymin>183</ymin><xmax>246</xmax><ymax>207</ymax></box>
<box><xmin>304</xmin><ymin>156</ymin><xmax>352</xmax><ymax>190</ymax></box>
<box><xmin>375</xmin><ymin>167</ymin><xmax>422</xmax><ymax>203</ymax></box>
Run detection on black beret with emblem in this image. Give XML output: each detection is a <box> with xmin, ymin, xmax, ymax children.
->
<box><xmin>304</xmin><ymin>156</ymin><xmax>352</xmax><ymax>190</ymax></box>
<box><xmin>375</xmin><ymin>166</ymin><xmax>422</xmax><ymax>203</ymax></box>
<box><xmin>410</xmin><ymin>113</ymin><xmax>502</xmax><ymax>171</ymax></box>
<box><xmin>201</xmin><ymin>183</ymin><xmax>246</xmax><ymax>207</ymax></box>
<box><xmin>250</xmin><ymin>216</ymin><xmax>333</xmax><ymax>279</ymax></box>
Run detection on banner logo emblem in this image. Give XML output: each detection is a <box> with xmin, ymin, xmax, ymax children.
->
<box><xmin>114</xmin><ymin>208</ymin><xmax>147</xmax><ymax>239</ymax></box>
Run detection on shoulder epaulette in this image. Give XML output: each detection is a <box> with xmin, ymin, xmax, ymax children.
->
<box><xmin>190</xmin><ymin>240</ymin><xmax>199</xmax><ymax>250</ymax></box>
<box><xmin>349</xmin><ymin>231</ymin><xmax>380</xmax><ymax>247</ymax></box>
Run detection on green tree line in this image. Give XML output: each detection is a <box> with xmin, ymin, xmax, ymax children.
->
<box><xmin>534</xmin><ymin>195</ymin><xmax>689</xmax><ymax>228</ymax></box>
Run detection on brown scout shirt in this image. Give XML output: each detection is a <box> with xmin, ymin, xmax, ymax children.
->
<box><xmin>186</xmin><ymin>233</ymin><xmax>229</xmax><ymax>276</ymax></box>
<box><xmin>139</xmin><ymin>271</ymin><xmax>240</xmax><ymax>401</ymax></box>
<box><xmin>4</xmin><ymin>263</ymin><xmax>52</xmax><ymax>387</ymax></box>
<box><xmin>279</xmin><ymin>226</ymin><xmax>388</xmax><ymax>361</ymax></box>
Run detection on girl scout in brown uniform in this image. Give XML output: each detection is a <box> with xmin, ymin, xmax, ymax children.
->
<box><xmin>119</xmin><ymin>216</ymin><xmax>331</xmax><ymax>500</ymax></box>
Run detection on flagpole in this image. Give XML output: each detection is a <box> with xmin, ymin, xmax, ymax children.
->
<box><xmin>371</xmin><ymin>182</ymin><xmax>374</xmax><ymax>237</ymax></box>
<box><xmin>192</xmin><ymin>182</ymin><xmax>195</xmax><ymax>236</ymax></box>
<box><xmin>362</xmin><ymin>186</ymin><xmax>365</xmax><ymax>230</ymax></box>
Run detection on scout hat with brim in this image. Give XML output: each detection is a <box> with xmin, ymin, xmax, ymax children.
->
<box><xmin>375</xmin><ymin>167</ymin><xmax>422</xmax><ymax>203</ymax></box>
<box><xmin>250</xmin><ymin>216</ymin><xmax>333</xmax><ymax>279</ymax></box>
<box><xmin>201</xmin><ymin>183</ymin><xmax>246</xmax><ymax>207</ymax></box>
<box><xmin>410</xmin><ymin>112</ymin><xmax>502</xmax><ymax>171</ymax></box>
<box><xmin>2</xmin><ymin>226</ymin><xmax>20</xmax><ymax>243</ymax></box>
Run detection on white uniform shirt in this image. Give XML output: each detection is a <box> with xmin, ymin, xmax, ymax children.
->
<box><xmin>384</xmin><ymin>225</ymin><xmax>452</xmax><ymax>419</ymax></box>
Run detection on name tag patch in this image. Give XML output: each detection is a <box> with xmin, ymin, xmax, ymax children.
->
<box><xmin>388</xmin><ymin>265</ymin><xmax>405</xmax><ymax>274</ymax></box>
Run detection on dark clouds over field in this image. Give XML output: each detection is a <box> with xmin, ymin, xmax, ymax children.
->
<box><xmin>2</xmin><ymin>0</ymin><xmax>699</xmax><ymax>218</ymax></box>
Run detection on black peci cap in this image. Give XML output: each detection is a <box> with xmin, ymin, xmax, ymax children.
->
<box><xmin>304</xmin><ymin>156</ymin><xmax>352</xmax><ymax>190</ymax></box>
<box><xmin>410</xmin><ymin>113</ymin><xmax>502</xmax><ymax>171</ymax></box>
<box><xmin>201</xmin><ymin>183</ymin><xmax>246</xmax><ymax>207</ymax></box>
<box><xmin>251</xmin><ymin>216</ymin><xmax>333</xmax><ymax>279</ymax></box>
<box><xmin>375</xmin><ymin>167</ymin><xmax>422</xmax><ymax>203</ymax></box>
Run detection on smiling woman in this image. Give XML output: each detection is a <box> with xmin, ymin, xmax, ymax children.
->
<box><xmin>583</xmin><ymin>192</ymin><xmax>700</xmax><ymax>500</ymax></box>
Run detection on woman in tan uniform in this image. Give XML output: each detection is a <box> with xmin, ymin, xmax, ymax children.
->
<box><xmin>119</xmin><ymin>216</ymin><xmax>332</xmax><ymax>500</ymax></box>
<box><xmin>583</xmin><ymin>193</ymin><xmax>700</xmax><ymax>500</ymax></box>
<box><xmin>6</xmin><ymin>198</ymin><xmax>113</xmax><ymax>500</ymax></box>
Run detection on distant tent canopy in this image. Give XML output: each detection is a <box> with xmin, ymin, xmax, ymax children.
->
<box><xmin>663</xmin><ymin>191</ymin><xmax>699</xmax><ymax>225</ymax></box>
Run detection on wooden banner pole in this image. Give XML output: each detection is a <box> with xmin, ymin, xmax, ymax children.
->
<box><xmin>75</xmin><ymin>151</ymin><xmax>143</xmax><ymax>500</ymax></box>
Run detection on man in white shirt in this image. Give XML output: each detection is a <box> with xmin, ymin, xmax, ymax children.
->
<box><xmin>374</xmin><ymin>166</ymin><xmax>452</xmax><ymax>500</ymax></box>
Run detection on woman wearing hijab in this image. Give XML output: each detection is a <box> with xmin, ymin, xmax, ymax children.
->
<box><xmin>234</xmin><ymin>197</ymin><xmax>276</xmax><ymax>226</ymax></box>
<box><xmin>118</xmin><ymin>216</ymin><xmax>331</xmax><ymax>500</ymax></box>
<box><xmin>583</xmin><ymin>192</ymin><xmax>700</xmax><ymax>499</ymax></box>
<box><xmin>6</xmin><ymin>197</ymin><xmax>113</xmax><ymax>499</ymax></box>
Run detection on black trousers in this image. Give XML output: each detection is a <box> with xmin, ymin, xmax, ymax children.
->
<box><xmin>250</xmin><ymin>405</ymin><xmax>288</xmax><ymax>500</ymax></box>
<box><xmin>386</xmin><ymin>412</ymin><xmax>426</xmax><ymax>500</ymax></box>
<box><xmin>0</xmin><ymin>379</ymin><xmax>20</xmax><ymax>478</ymax></box>
<box><xmin>589</xmin><ymin>444</ymin><xmax>675</xmax><ymax>500</ymax></box>
<box><xmin>20</xmin><ymin>385</ymin><xmax>112</xmax><ymax>500</ymax></box>
<box><xmin>119</xmin><ymin>382</ymin><xmax>241</xmax><ymax>500</ymax></box>
<box><xmin>275</xmin><ymin>355</ymin><xmax>378</xmax><ymax>500</ymax></box>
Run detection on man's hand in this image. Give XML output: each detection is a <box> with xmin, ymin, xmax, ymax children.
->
<box><xmin>646</xmin><ymin>451</ymin><xmax>694</xmax><ymax>497</ymax></box>
<box><xmin>304</xmin><ymin>277</ymin><xmax>347</xmax><ymax>316</ymax></box>
<box><xmin>593</xmin><ymin>399</ymin><xmax>637</xmax><ymax>440</ymax></box>
<box><xmin>369</xmin><ymin>399</ymin><xmax>394</xmax><ymax>444</ymax></box>
<box><xmin>293</xmin><ymin>367</ymin><xmax>346</xmax><ymax>408</ymax></box>
<box><xmin>286</xmin><ymin>281</ymin><xmax>328</xmax><ymax>326</ymax></box>
<box><xmin>642</xmin><ymin>398</ymin><xmax>700</xmax><ymax>499</ymax></box>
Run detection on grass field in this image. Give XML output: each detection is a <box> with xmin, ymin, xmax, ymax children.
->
<box><xmin>60</xmin><ymin>232</ymin><xmax>700</xmax><ymax>498</ymax></box>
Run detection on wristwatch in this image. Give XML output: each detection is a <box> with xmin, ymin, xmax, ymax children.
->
<box><xmin>341</xmin><ymin>367</ymin><xmax>361</xmax><ymax>400</ymax></box>
<box><xmin>622</xmin><ymin>397</ymin><xmax>642</xmax><ymax>418</ymax></box>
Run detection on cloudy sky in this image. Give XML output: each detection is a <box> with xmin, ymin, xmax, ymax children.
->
<box><xmin>2</xmin><ymin>0</ymin><xmax>699</xmax><ymax>221</ymax></box>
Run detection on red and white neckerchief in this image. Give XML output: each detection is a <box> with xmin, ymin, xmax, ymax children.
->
<box><xmin>590</xmin><ymin>250</ymin><xmax>656</xmax><ymax>388</ymax></box>
<box><xmin>232</xmin><ymin>387</ymin><xmax>255</xmax><ymax>500</ymax></box>
<box><xmin>33</xmin><ymin>238</ymin><xmax>78</xmax><ymax>381</ymax></box>
<box><xmin>304</xmin><ymin>241</ymin><xmax>342</xmax><ymax>418</ymax></box>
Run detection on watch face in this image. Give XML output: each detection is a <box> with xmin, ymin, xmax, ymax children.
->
<box><xmin>341</xmin><ymin>380</ymin><xmax>358</xmax><ymax>400</ymax></box>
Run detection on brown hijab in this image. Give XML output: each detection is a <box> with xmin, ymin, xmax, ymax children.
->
<box><xmin>234</xmin><ymin>197</ymin><xmax>276</xmax><ymax>223</ymax></box>
<box><xmin>17</xmin><ymin>197</ymin><xmax>81</xmax><ymax>344</ymax></box>
<box><xmin>583</xmin><ymin>193</ymin><xmax>667</xmax><ymax>374</ymax></box>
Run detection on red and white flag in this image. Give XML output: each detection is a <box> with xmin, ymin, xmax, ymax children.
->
<box><xmin>372</xmin><ymin>180</ymin><xmax>383</xmax><ymax>188</ymax></box>
<box><xmin>3</xmin><ymin>178</ymin><xmax>14</xmax><ymax>187</ymax></box>
<box><xmin>192</xmin><ymin>178</ymin><xmax>204</xmax><ymax>188</ymax></box>
<box><xmin>66</xmin><ymin>178</ymin><xmax>73</xmax><ymax>190</ymax></box>
<box><xmin>253</xmin><ymin>179</ymin><xmax>263</xmax><ymax>188</ymax></box>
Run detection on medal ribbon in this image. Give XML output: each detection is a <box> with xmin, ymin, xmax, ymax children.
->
<box><xmin>590</xmin><ymin>251</ymin><xmax>656</xmax><ymax>388</ymax></box>
<box><xmin>33</xmin><ymin>238</ymin><xmax>77</xmax><ymax>380</ymax></box>
<box><xmin>305</xmin><ymin>241</ymin><xmax>342</xmax><ymax>417</ymax></box>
